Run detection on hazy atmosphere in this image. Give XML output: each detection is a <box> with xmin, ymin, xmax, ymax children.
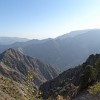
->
<box><xmin>0</xmin><ymin>0</ymin><xmax>100</xmax><ymax>39</ymax></box>
<box><xmin>0</xmin><ymin>0</ymin><xmax>100</xmax><ymax>100</ymax></box>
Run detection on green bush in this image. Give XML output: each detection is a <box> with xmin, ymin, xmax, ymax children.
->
<box><xmin>80</xmin><ymin>65</ymin><xmax>97</xmax><ymax>90</ymax></box>
<box><xmin>95</xmin><ymin>58</ymin><xmax>100</xmax><ymax>80</ymax></box>
<box><xmin>88</xmin><ymin>82</ymin><xmax>100</xmax><ymax>94</ymax></box>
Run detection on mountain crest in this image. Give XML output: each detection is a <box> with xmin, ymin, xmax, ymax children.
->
<box><xmin>2</xmin><ymin>48</ymin><xmax>22</xmax><ymax>55</ymax></box>
<box><xmin>0</xmin><ymin>48</ymin><xmax>59</xmax><ymax>86</ymax></box>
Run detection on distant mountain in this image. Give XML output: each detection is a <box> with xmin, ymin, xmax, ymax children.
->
<box><xmin>0</xmin><ymin>29</ymin><xmax>100</xmax><ymax>70</ymax></box>
<box><xmin>0</xmin><ymin>48</ymin><xmax>59</xmax><ymax>87</ymax></box>
<box><xmin>56</xmin><ymin>29</ymin><xmax>90</xmax><ymax>39</ymax></box>
<box><xmin>22</xmin><ymin>29</ymin><xmax>100</xmax><ymax>70</ymax></box>
<box><xmin>11</xmin><ymin>38</ymin><xmax>53</xmax><ymax>48</ymax></box>
<box><xmin>0</xmin><ymin>37</ymin><xmax>29</xmax><ymax>45</ymax></box>
<box><xmin>40</xmin><ymin>54</ymin><xmax>100</xmax><ymax>99</ymax></box>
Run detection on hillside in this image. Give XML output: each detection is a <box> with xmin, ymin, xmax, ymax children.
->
<box><xmin>0</xmin><ymin>72</ymin><xmax>46</xmax><ymax>100</ymax></box>
<box><xmin>40</xmin><ymin>54</ymin><xmax>100</xmax><ymax>99</ymax></box>
<box><xmin>0</xmin><ymin>48</ymin><xmax>59</xmax><ymax>87</ymax></box>
<box><xmin>0</xmin><ymin>48</ymin><xmax>60</xmax><ymax>100</ymax></box>
<box><xmin>0</xmin><ymin>74</ymin><xmax>28</xmax><ymax>100</ymax></box>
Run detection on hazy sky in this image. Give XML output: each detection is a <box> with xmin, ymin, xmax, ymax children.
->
<box><xmin>0</xmin><ymin>0</ymin><xmax>100</xmax><ymax>39</ymax></box>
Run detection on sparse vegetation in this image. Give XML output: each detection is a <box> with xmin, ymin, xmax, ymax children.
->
<box><xmin>0</xmin><ymin>71</ymin><xmax>43</xmax><ymax>100</ymax></box>
<box><xmin>0</xmin><ymin>74</ymin><xmax>26</xmax><ymax>100</ymax></box>
<box><xmin>25</xmin><ymin>69</ymin><xmax>43</xmax><ymax>100</ymax></box>
<box><xmin>96</xmin><ymin>58</ymin><xmax>100</xmax><ymax>80</ymax></box>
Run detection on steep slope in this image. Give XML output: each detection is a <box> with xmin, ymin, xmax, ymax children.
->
<box><xmin>0</xmin><ymin>72</ymin><xmax>45</xmax><ymax>100</ymax></box>
<box><xmin>0</xmin><ymin>48</ymin><xmax>59</xmax><ymax>87</ymax></box>
<box><xmin>40</xmin><ymin>54</ymin><xmax>100</xmax><ymax>99</ymax></box>
<box><xmin>0</xmin><ymin>74</ymin><xmax>28</xmax><ymax>100</ymax></box>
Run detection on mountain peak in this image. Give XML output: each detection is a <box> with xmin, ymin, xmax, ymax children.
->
<box><xmin>4</xmin><ymin>48</ymin><xmax>17</xmax><ymax>53</ymax></box>
<box><xmin>0</xmin><ymin>48</ymin><xmax>23</xmax><ymax>60</ymax></box>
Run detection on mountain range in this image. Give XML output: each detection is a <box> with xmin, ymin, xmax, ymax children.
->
<box><xmin>0</xmin><ymin>29</ymin><xmax>100</xmax><ymax>70</ymax></box>
<box><xmin>0</xmin><ymin>37</ymin><xmax>29</xmax><ymax>45</ymax></box>
<box><xmin>0</xmin><ymin>29</ymin><xmax>100</xmax><ymax>99</ymax></box>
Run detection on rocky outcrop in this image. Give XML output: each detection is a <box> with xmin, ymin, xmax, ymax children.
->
<box><xmin>40</xmin><ymin>54</ymin><xmax>100</xmax><ymax>99</ymax></box>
